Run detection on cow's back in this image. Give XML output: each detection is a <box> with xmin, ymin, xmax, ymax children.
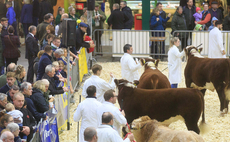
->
<box><xmin>138</xmin><ymin>68</ymin><xmax>171</xmax><ymax>89</ymax></box>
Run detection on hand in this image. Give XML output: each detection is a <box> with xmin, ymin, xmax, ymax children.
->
<box><xmin>156</xmin><ymin>18</ymin><xmax>159</xmax><ymax>21</ymax></box>
<box><xmin>121</xmin><ymin>110</ymin><xmax>125</xmax><ymax>117</ymax></box>
<box><xmin>59</xmin><ymin>77</ymin><xmax>65</xmax><ymax>82</ymax></box>
<box><xmin>222</xmin><ymin>50</ymin><xmax>226</xmax><ymax>55</ymax></box>
<box><xmin>90</xmin><ymin>43</ymin><xmax>95</xmax><ymax>48</ymax></box>
<box><xmin>49</xmin><ymin>97</ymin><xmax>54</xmax><ymax>102</ymax></box>
<box><xmin>168</xmin><ymin>13</ymin><xmax>171</xmax><ymax>17</ymax></box>
<box><xmin>72</xmin><ymin>62</ymin><xmax>76</xmax><ymax>66</ymax></box>
<box><xmin>63</xmin><ymin>87</ymin><xmax>69</xmax><ymax>92</ymax></box>
<box><xmin>70</xmin><ymin>89</ymin><xmax>74</xmax><ymax>94</ymax></box>
<box><xmin>22</xmin><ymin>126</ymin><xmax>30</xmax><ymax>136</ymax></box>
<box><xmin>110</xmin><ymin>72</ymin><xmax>114</xmax><ymax>78</ymax></box>
<box><xmin>89</xmin><ymin>40</ymin><xmax>93</xmax><ymax>44</ymax></box>
<box><xmin>127</xmin><ymin>133</ymin><xmax>134</xmax><ymax>141</ymax></box>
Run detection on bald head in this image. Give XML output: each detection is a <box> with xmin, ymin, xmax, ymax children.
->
<box><xmin>102</xmin><ymin>112</ymin><xmax>113</xmax><ymax>124</ymax></box>
<box><xmin>7</xmin><ymin>63</ymin><xmax>16</xmax><ymax>72</ymax></box>
<box><xmin>1</xmin><ymin>131</ymin><xmax>14</xmax><ymax>142</ymax></box>
<box><xmin>84</xmin><ymin>127</ymin><xmax>97</xmax><ymax>141</ymax></box>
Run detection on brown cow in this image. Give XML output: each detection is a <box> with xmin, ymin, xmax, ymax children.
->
<box><xmin>115</xmin><ymin>79</ymin><xmax>205</xmax><ymax>134</ymax></box>
<box><xmin>131</xmin><ymin>116</ymin><xmax>205</xmax><ymax>142</ymax></box>
<box><xmin>184</xmin><ymin>46</ymin><xmax>230</xmax><ymax>115</ymax></box>
<box><xmin>137</xmin><ymin>58</ymin><xmax>171</xmax><ymax>89</ymax></box>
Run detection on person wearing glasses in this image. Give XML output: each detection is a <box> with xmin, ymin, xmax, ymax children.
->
<box><xmin>97</xmin><ymin>90</ymin><xmax>127</xmax><ymax>135</ymax></box>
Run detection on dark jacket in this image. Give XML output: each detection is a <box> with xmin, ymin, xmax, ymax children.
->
<box><xmin>13</xmin><ymin>1</ymin><xmax>21</xmax><ymax>20</ymax></box>
<box><xmin>121</xmin><ymin>6</ymin><xmax>133</xmax><ymax>29</ymax></box>
<box><xmin>36</xmin><ymin>21</ymin><xmax>49</xmax><ymax>41</ymax></box>
<box><xmin>1</xmin><ymin>26</ymin><xmax>8</xmax><ymax>49</ymax></box>
<box><xmin>0</xmin><ymin>84</ymin><xmax>10</xmax><ymax>94</ymax></box>
<box><xmin>76</xmin><ymin>28</ymin><xmax>90</xmax><ymax>51</ymax></box>
<box><xmin>30</xmin><ymin>88</ymin><xmax>49</xmax><ymax>113</ymax></box>
<box><xmin>38</xmin><ymin>0</ymin><xmax>53</xmax><ymax>23</ymax></box>
<box><xmin>25</xmin><ymin>95</ymin><xmax>46</xmax><ymax>122</ymax></box>
<box><xmin>14</xmin><ymin>136</ymin><xmax>22</xmax><ymax>142</ymax></box>
<box><xmin>150</xmin><ymin>15</ymin><xmax>170</xmax><ymax>30</ymax></box>
<box><xmin>25</xmin><ymin>33</ymin><xmax>39</xmax><ymax>59</ymax></box>
<box><xmin>55</xmin><ymin>13</ymin><xmax>61</xmax><ymax>25</ymax></box>
<box><xmin>108</xmin><ymin>9</ymin><xmax>127</xmax><ymax>29</ymax></box>
<box><xmin>33</xmin><ymin>57</ymin><xmax>40</xmax><ymax>77</ymax></box>
<box><xmin>3</xmin><ymin>34</ymin><xmax>20</xmax><ymax>58</ymax></box>
<box><xmin>223</xmin><ymin>15</ymin><xmax>230</xmax><ymax>30</ymax></box>
<box><xmin>183</xmin><ymin>5</ymin><xmax>196</xmax><ymax>30</ymax></box>
<box><xmin>37</xmin><ymin>53</ymin><xmax>52</xmax><ymax>80</ymax></box>
<box><xmin>7</xmin><ymin>92</ymin><xmax>13</xmax><ymax>103</ymax></box>
<box><xmin>171</xmin><ymin>11</ymin><xmax>187</xmax><ymax>37</ymax></box>
<box><xmin>20</xmin><ymin>4</ymin><xmax>33</xmax><ymax>24</ymax></box>
<box><xmin>0</xmin><ymin>34</ymin><xmax>4</xmax><ymax>67</ymax></box>
<box><xmin>0</xmin><ymin>2</ymin><xmax>7</xmax><ymax>20</ymax></box>
<box><xmin>32</xmin><ymin>0</ymin><xmax>40</xmax><ymax>17</ymax></box>
<box><xmin>19</xmin><ymin>108</ymin><xmax>36</xmax><ymax>142</ymax></box>
<box><xmin>42</xmin><ymin>73</ymin><xmax>64</xmax><ymax>95</ymax></box>
<box><xmin>47</xmin><ymin>0</ymin><xmax>57</xmax><ymax>7</ymax></box>
<box><xmin>208</xmin><ymin>8</ymin><xmax>223</xmax><ymax>22</ymax></box>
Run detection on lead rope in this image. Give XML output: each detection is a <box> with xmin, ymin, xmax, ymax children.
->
<box><xmin>123</xmin><ymin>123</ymin><xmax>136</xmax><ymax>142</ymax></box>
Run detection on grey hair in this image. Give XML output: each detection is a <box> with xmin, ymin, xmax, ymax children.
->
<box><xmin>45</xmin><ymin>65</ymin><xmax>54</xmax><ymax>74</ymax></box>
<box><xmin>29</xmin><ymin>25</ymin><xmax>36</xmax><ymax>33</ymax></box>
<box><xmin>84</xmin><ymin>127</ymin><xmax>97</xmax><ymax>141</ymax></box>
<box><xmin>68</xmin><ymin>6</ymin><xmax>75</xmax><ymax>13</ymax></box>
<box><xmin>121</xmin><ymin>1</ymin><xmax>127</xmax><ymax>5</ymax></box>
<box><xmin>42</xmin><ymin>79</ymin><xmax>50</xmax><ymax>85</ymax></box>
<box><xmin>7</xmin><ymin>63</ymin><xmax>16</xmax><ymax>72</ymax></box>
<box><xmin>0</xmin><ymin>131</ymin><xmax>14</xmax><ymax>140</ymax></box>
<box><xmin>0</xmin><ymin>93</ymin><xmax>7</xmax><ymax>101</ymax></box>
<box><xmin>6</xmin><ymin>123</ymin><xmax>19</xmax><ymax>133</ymax></box>
<box><xmin>54</xmin><ymin>49</ymin><xmax>64</xmax><ymax>55</ymax></box>
<box><xmin>20</xmin><ymin>82</ymin><xmax>32</xmax><ymax>92</ymax></box>
<box><xmin>113</xmin><ymin>3</ymin><xmax>119</xmax><ymax>9</ymax></box>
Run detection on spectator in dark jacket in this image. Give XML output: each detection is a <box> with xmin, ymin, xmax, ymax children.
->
<box><xmin>0</xmin><ymin>0</ymin><xmax>7</xmax><ymax>20</ymax></box>
<box><xmin>55</xmin><ymin>7</ymin><xmax>64</xmax><ymax>25</ymax></box>
<box><xmin>120</xmin><ymin>1</ymin><xmax>133</xmax><ymax>29</ymax></box>
<box><xmin>21</xmin><ymin>1</ymin><xmax>33</xmax><ymax>38</ymax></box>
<box><xmin>42</xmin><ymin>65</ymin><xmax>68</xmax><ymax>95</ymax></box>
<box><xmin>38</xmin><ymin>0</ymin><xmax>53</xmax><ymax>23</ymax></box>
<box><xmin>76</xmin><ymin>22</ymin><xmax>91</xmax><ymax>51</ymax></box>
<box><xmin>223</xmin><ymin>11</ymin><xmax>230</xmax><ymax>30</ymax></box>
<box><xmin>3</xmin><ymin>26</ymin><xmax>20</xmax><ymax>67</ymax></box>
<box><xmin>21</xmin><ymin>82</ymin><xmax>47</xmax><ymax>122</ymax></box>
<box><xmin>6</xmin><ymin>1</ymin><xmax>17</xmax><ymax>35</ymax></box>
<box><xmin>13</xmin><ymin>92</ymin><xmax>36</xmax><ymax>142</ymax></box>
<box><xmin>183</xmin><ymin>0</ymin><xmax>196</xmax><ymax>30</ymax></box>
<box><xmin>33</xmin><ymin>50</ymin><xmax>44</xmax><ymax>77</ymax></box>
<box><xmin>150</xmin><ymin>2</ymin><xmax>167</xmax><ymax>30</ymax></box>
<box><xmin>25</xmin><ymin>26</ymin><xmax>39</xmax><ymax>84</ymax></box>
<box><xmin>1</xmin><ymin>17</ymin><xmax>8</xmax><ymax>50</ymax></box>
<box><xmin>180</xmin><ymin>0</ymin><xmax>195</xmax><ymax>7</ymax></box>
<box><xmin>171</xmin><ymin>6</ymin><xmax>187</xmax><ymax>49</ymax></box>
<box><xmin>31</xmin><ymin>80</ymin><xmax>49</xmax><ymax>113</ymax></box>
<box><xmin>32</xmin><ymin>0</ymin><xmax>39</xmax><ymax>26</ymax></box>
<box><xmin>209</xmin><ymin>1</ymin><xmax>223</xmax><ymax>22</ymax></box>
<box><xmin>108</xmin><ymin>3</ymin><xmax>127</xmax><ymax>29</ymax></box>
<box><xmin>36</xmin><ymin>45</ymin><xmax>52</xmax><ymax>81</ymax></box>
<box><xmin>7</xmin><ymin>85</ymin><xmax>19</xmax><ymax>103</ymax></box>
<box><xmin>0</xmin><ymin>72</ymin><xmax>16</xmax><ymax>94</ymax></box>
<box><xmin>0</xmin><ymin>23</ymin><xmax>5</xmax><ymax>75</ymax></box>
<box><xmin>150</xmin><ymin>8</ymin><xmax>171</xmax><ymax>58</ymax></box>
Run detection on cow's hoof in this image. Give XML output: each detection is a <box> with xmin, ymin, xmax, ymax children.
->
<box><xmin>219</xmin><ymin>111</ymin><xmax>226</xmax><ymax>117</ymax></box>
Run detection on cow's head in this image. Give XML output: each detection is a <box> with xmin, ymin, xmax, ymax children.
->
<box><xmin>184</xmin><ymin>45</ymin><xmax>204</xmax><ymax>59</ymax></box>
<box><xmin>140</xmin><ymin>58</ymin><xmax>160</xmax><ymax>70</ymax></box>
<box><xmin>131</xmin><ymin>116</ymin><xmax>158</xmax><ymax>134</ymax></box>
<box><xmin>114</xmin><ymin>79</ymin><xmax>136</xmax><ymax>89</ymax></box>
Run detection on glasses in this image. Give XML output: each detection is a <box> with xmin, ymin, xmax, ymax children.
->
<box><xmin>113</xmin><ymin>95</ymin><xmax>118</xmax><ymax>98</ymax></box>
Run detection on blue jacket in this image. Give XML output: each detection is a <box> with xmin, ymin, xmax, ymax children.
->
<box><xmin>25</xmin><ymin>96</ymin><xmax>46</xmax><ymax>122</ymax></box>
<box><xmin>0</xmin><ymin>84</ymin><xmax>10</xmax><ymax>94</ymax></box>
<box><xmin>6</xmin><ymin>7</ymin><xmax>16</xmax><ymax>25</ymax></box>
<box><xmin>150</xmin><ymin>15</ymin><xmax>169</xmax><ymax>30</ymax></box>
<box><xmin>30</xmin><ymin>88</ymin><xmax>49</xmax><ymax>113</ymax></box>
<box><xmin>36</xmin><ymin>53</ymin><xmax>52</xmax><ymax>80</ymax></box>
<box><xmin>21</xmin><ymin>4</ymin><xmax>33</xmax><ymax>24</ymax></box>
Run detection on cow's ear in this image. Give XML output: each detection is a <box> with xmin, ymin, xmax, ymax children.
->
<box><xmin>198</xmin><ymin>48</ymin><xmax>203</xmax><ymax>53</ymax></box>
<box><xmin>155</xmin><ymin>59</ymin><xmax>160</xmax><ymax>67</ymax></box>
<box><xmin>114</xmin><ymin>79</ymin><xmax>119</xmax><ymax>86</ymax></box>
<box><xmin>184</xmin><ymin>48</ymin><xmax>188</xmax><ymax>56</ymax></box>
<box><xmin>140</xmin><ymin>58</ymin><xmax>145</xmax><ymax>65</ymax></box>
<box><xmin>133</xmin><ymin>80</ymin><xmax>139</xmax><ymax>86</ymax></box>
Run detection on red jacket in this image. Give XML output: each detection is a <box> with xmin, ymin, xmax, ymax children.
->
<box><xmin>85</xmin><ymin>36</ymin><xmax>94</xmax><ymax>53</ymax></box>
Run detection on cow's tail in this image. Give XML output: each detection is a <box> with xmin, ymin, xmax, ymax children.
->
<box><xmin>198</xmin><ymin>91</ymin><xmax>211</xmax><ymax>135</ymax></box>
<box><xmin>225</xmin><ymin>60</ymin><xmax>230</xmax><ymax>100</ymax></box>
<box><xmin>150</xmin><ymin>75</ymin><xmax>159</xmax><ymax>89</ymax></box>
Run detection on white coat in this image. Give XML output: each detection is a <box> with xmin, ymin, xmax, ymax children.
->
<box><xmin>82</xmin><ymin>75</ymin><xmax>116</xmax><ymax>103</ymax></box>
<box><xmin>97</xmin><ymin>125</ymin><xmax>131</xmax><ymax>142</ymax></box>
<box><xmin>168</xmin><ymin>45</ymin><xmax>185</xmax><ymax>84</ymax></box>
<box><xmin>120</xmin><ymin>53</ymin><xmax>142</xmax><ymax>82</ymax></box>
<box><xmin>97</xmin><ymin>101</ymin><xmax>127</xmax><ymax>135</ymax></box>
<box><xmin>73</xmin><ymin>98</ymin><xmax>102</xmax><ymax>142</ymax></box>
<box><xmin>208</xmin><ymin>27</ymin><xmax>226</xmax><ymax>58</ymax></box>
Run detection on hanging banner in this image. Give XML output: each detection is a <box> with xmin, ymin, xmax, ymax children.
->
<box><xmin>78</xmin><ymin>48</ymin><xmax>88</xmax><ymax>82</ymax></box>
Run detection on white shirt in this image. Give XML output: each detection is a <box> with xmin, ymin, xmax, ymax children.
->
<box><xmin>55</xmin><ymin>25</ymin><xmax>59</xmax><ymax>36</ymax></box>
<box><xmin>29</xmin><ymin>32</ymin><xmax>34</xmax><ymax>37</ymax></box>
<box><xmin>97</xmin><ymin>125</ymin><xmax>131</xmax><ymax>142</ymax></box>
<box><xmin>7</xmin><ymin>110</ymin><xmax>23</xmax><ymax>124</ymax></box>
<box><xmin>208</xmin><ymin>27</ymin><xmax>226</xmax><ymax>58</ymax></box>
<box><xmin>97</xmin><ymin>101</ymin><xmax>127</xmax><ymax>135</ymax></box>
<box><xmin>168</xmin><ymin>45</ymin><xmax>185</xmax><ymax>84</ymax></box>
<box><xmin>82</xmin><ymin>75</ymin><xmax>116</xmax><ymax>103</ymax></box>
<box><xmin>73</xmin><ymin>98</ymin><xmax>102</xmax><ymax>142</ymax></box>
<box><xmin>120</xmin><ymin>53</ymin><xmax>142</xmax><ymax>82</ymax></box>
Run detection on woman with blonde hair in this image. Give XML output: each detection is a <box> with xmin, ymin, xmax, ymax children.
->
<box><xmin>15</xmin><ymin>65</ymin><xmax>26</xmax><ymax>86</ymax></box>
<box><xmin>168</xmin><ymin>37</ymin><xmax>185</xmax><ymax>88</ymax></box>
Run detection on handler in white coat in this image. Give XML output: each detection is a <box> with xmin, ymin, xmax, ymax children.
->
<box><xmin>120</xmin><ymin>44</ymin><xmax>142</xmax><ymax>82</ymax></box>
<box><xmin>168</xmin><ymin>37</ymin><xmax>185</xmax><ymax>88</ymax></box>
<box><xmin>73</xmin><ymin>85</ymin><xmax>102</xmax><ymax>142</ymax></box>
<box><xmin>97</xmin><ymin>90</ymin><xmax>127</xmax><ymax>135</ymax></box>
<box><xmin>208</xmin><ymin>21</ymin><xmax>226</xmax><ymax>58</ymax></box>
<box><xmin>97</xmin><ymin>112</ymin><xmax>134</xmax><ymax>142</ymax></box>
<box><xmin>82</xmin><ymin>64</ymin><xmax>116</xmax><ymax>103</ymax></box>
